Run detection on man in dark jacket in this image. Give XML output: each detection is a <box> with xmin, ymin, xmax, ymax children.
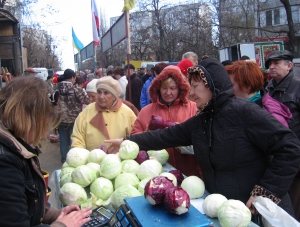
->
<box><xmin>107</xmin><ymin>58</ymin><xmax>300</xmax><ymax>224</ymax></box>
<box><xmin>265</xmin><ymin>50</ymin><xmax>300</xmax><ymax>138</ymax></box>
<box><xmin>141</xmin><ymin>67</ymin><xmax>152</xmax><ymax>84</ymax></box>
<box><xmin>265</xmin><ymin>50</ymin><xmax>300</xmax><ymax>221</ymax></box>
<box><xmin>137</xmin><ymin>67</ymin><xmax>145</xmax><ymax>80</ymax></box>
<box><xmin>124</xmin><ymin>64</ymin><xmax>142</xmax><ymax>110</ymax></box>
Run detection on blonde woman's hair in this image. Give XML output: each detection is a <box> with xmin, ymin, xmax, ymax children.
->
<box><xmin>0</xmin><ymin>76</ymin><xmax>62</xmax><ymax>146</ymax></box>
<box><xmin>161</xmin><ymin>77</ymin><xmax>175</xmax><ymax>86</ymax></box>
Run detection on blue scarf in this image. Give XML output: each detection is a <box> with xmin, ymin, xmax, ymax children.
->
<box><xmin>248</xmin><ymin>91</ymin><xmax>261</xmax><ymax>103</ymax></box>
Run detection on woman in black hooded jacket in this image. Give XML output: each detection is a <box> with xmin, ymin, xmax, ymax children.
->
<box><xmin>106</xmin><ymin>58</ymin><xmax>300</xmax><ymax>217</ymax></box>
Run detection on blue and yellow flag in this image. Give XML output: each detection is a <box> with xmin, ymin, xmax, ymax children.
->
<box><xmin>72</xmin><ymin>27</ymin><xmax>84</xmax><ymax>51</ymax></box>
<box><xmin>122</xmin><ymin>0</ymin><xmax>136</xmax><ymax>11</ymax></box>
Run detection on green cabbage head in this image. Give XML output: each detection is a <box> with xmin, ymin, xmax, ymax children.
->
<box><xmin>88</xmin><ymin>149</ymin><xmax>107</xmax><ymax>164</ymax></box>
<box><xmin>71</xmin><ymin>165</ymin><xmax>97</xmax><ymax>187</ymax></box>
<box><xmin>59</xmin><ymin>182</ymin><xmax>87</xmax><ymax>206</ymax></box>
<box><xmin>147</xmin><ymin>149</ymin><xmax>169</xmax><ymax>165</ymax></box>
<box><xmin>202</xmin><ymin>193</ymin><xmax>228</xmax><ymax>218</ymax></box>
<box><xmin>66</xmin><ymin>147</ymin><xmax>89</xmax><ymax>167</ymax></box>
<box><xmin>121</xmin><ymin>160</ymin><xmax>140</xmax><ymax>174</ymax></box>
<box><xmin>86</xmin><ymin>162</ymin><xmax>101</xmax><ymax>177</ymax></box>
<box><xmin>59</xmin><ymin>167</ymin><xmax>75</xmax><ymax>179</ymax></box>
<box><xmin>100</xmin><ymin>154</ymin><xmax>121</xmax><ymax>179</ymax></box>
<box><xmin>118</xmin><ymin>140</ymin><xmax>139</xmax><ymax>160</ymax></box>
<box><xmin>137</xmin><ymin>159</ymin><xmax>162</xmax><ymax>180</ymax></box>
<box><xmin>181</xmin><ymin>176</ymin><xmax>205</xmax><ymax>199</ymax></box>
<box><xmin>60</xmin><ymin>172</ymin><xmax>73</xmax><ymax>187</ymax></box>
<box><xmin>114</xmin><ymin>173</ymin><xmax>140</xmax><ymax>189</ymax></box>
<box><xmin>110</xmin><ymin>185</ymin><xmax>141</xmax><ymax>210</ymax></box>
<box><xmin>90</xmin><ymin>177</ymin><xmax>114</xmax><ymax>200</ymax></box>
<box><xmin>218</xmin><ymin>199</ymin><xmax>251</xmax><ymax>227</ymax></box>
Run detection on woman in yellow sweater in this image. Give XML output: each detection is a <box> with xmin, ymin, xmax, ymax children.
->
<box><xmin>71</xmin><ymin>76</ymin><xmax>136</xmax><ymax>152</ymax></box>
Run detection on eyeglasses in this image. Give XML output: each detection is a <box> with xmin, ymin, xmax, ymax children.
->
<box><xmin>48</xmin><ymin>90</ymin><xmax>59</xmax><ymax>106</ymax></box>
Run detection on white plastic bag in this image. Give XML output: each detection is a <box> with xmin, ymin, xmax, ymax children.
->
<box><xmin>176</xmin><ymin>145</ymin><xmax>194</xmax><ymax>155</ymax></box>
<box><xmin>252</xmin><ymin>196</ymin><xmax>300</xmax><ymax>227</ymax></box>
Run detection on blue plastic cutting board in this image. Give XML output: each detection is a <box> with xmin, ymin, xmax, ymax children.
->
<box><xmin>124</xmin><ymin>196</ymin><xmax>212</xmax><ymax>227</ymax></box>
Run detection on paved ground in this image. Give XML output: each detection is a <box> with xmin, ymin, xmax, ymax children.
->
<box><xmin>39</xmin><ymin>139</ymin><xmax>63</xmax><ymax>208</ymax></box>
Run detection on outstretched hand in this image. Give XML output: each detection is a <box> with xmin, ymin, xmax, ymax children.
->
<box><xmin>107</xmin><ymin>143</ymin><xmax>120</xmax><ymax>154</ymax></box>
<box><xmin>104</xmin><ymin>138</ymin><xmax>123</xmax><ymax>154</ymax></box>
<box><xmin>246</xmin><ymin>196</ymin><xmax>258</xmax><ymax>214</ymax></box>
<box><xmin>61</xmin><ymin>205</ymin><xmax>80</xmax><ymax>215</ymax></box>
<box><xmin>56</xmin><ymin>206</ymin><xmax>92</xmax><ymax>227</ymax></box>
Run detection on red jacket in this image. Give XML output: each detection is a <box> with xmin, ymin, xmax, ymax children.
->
<box><xmin>132</xmin><ymin>66</ymin><xmax>202</xmax><ymax>178</ymax></box>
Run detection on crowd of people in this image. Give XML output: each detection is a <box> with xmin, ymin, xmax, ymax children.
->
<box><xmin>0</xmin><ymin>50</ymin><xmax>299</xmax><ymax>226</ymax></box>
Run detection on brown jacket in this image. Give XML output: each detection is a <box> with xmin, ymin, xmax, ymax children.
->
<box><xmin>0</xmin><ymin>125</ymin><xmax>65</xmax><ymax>227</ymax></box>
<box><xmin>122</xmin><ymin>100</ymin><xmax>139</xmax><ymax>116</ymax></box>
<box><xmin>126</xmin><ymin>73</ymin><xmax>143</xmax><ymax>111</ymax></box>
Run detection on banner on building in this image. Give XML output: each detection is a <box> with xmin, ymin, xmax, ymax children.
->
<box><xmin>254</xmin><ymin>41</ymin><xmax>284</xmax><ymax>69</ymax></box>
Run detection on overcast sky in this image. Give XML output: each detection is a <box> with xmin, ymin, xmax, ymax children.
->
<box><xmin>33</xmin><ymin>0</ymin><xmax>126</xmax><ymax>70</ymax></box>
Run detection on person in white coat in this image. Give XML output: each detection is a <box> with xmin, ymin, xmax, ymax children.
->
<box><xmin>113</xmin><ymin>66</ymin><xmax>128</xmax><ymax>100</ymax></box>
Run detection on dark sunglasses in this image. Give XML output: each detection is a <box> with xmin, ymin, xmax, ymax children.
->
<box><xmin>48</xmin><ymin>90</ymin><xmax>59</xmax><ymax>106</ymax></box>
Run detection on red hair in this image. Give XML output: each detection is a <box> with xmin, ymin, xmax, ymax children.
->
<box><xmin>228</xmin><ymin>60</ymin><xmax>264</xmax><ymax>93</ymax></box>
<box><xmin>149</xmin><ymin>66</ymin><xmax>190</xmax><ymax>104</ymax></box>
<box><xmin>225</xmin><ymin>65</ymin><xmax>234</xmax><ymax>75</ymax></box>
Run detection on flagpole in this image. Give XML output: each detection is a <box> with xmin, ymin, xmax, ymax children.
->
<box><xmin>71</xmin><ymin>26</ymin><xmax>75</xmax><ymax>71</ymax></box>
<box><xmin>92</xmin><ymin>0</ymin><xmax>96</xmax><ymax>73</ymax></box>
<box><xmin>94</xmin><ymin>45</ymin><xmax>97</xmax><ymax>73</ymax></box>
<box><xmin>72</xmin><ymin>34</ymin><xmax>77</xmax><ymax>71</ymax></box>
<box><xmin>91</xmin><ymin>0</ymin><xmax>100</xmax><ymax>74</ymax></box>
<box><xmin>72</xmin><ymin>46</ymin><xmax>76</xmax><ymax>71</ymax></box>
<box><xmin>125</xmin><ymin>10</ymin><xmax>132</xmax><ymax>103</ymax></box>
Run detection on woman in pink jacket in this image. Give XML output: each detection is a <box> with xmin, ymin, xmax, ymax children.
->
<box><xmin>132</xmin><ymin>66</ymin><xmax>202</xmax><ymax>178</ymax></box>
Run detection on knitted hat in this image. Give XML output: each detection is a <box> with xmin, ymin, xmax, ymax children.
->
<box><xmin>96</xmin><ymin>76</ymin><xmax>121</xmax><ymax>99</ymax></box>
<box><xmin>86</xmin><ymin>79</ymin><xmax>98</xmax><ymax>93</ymax></box>
<box><xmin>63</xmin><ymin>69</ymin><xmax>76</xmax><ymax>80</ymax></box>
<box><xmin>177</xmin><ymin>59</ymin><xmax>194</xmax><ymax>77</ymax></box>
<box><xmin>53</xmin><ymin>77</ymin><xmax>58</xmax><ymax>84</ymax></box>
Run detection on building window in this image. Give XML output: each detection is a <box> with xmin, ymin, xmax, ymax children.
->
<box><xmin>292</xmin><ymin>6</ymin><xmax>300</xmax><ymax>23</ymax></box>
<box><xmin>266</xmin><ymin>10</ymin><xmax>272</xmax><ymax>26</ymax></box>
<box><xmin>260</xmin><ymin>10</ymin><xmax>266</xmax><ymax>27</ymax></box>
<box><xmin>274</xmin><ymin>8</ymin><xmax>280</xmax><ymax>25</ymax></box>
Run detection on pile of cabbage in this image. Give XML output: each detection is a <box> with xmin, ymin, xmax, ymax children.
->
<box><xmin>59</xmin><ymin>140</ymin><xmax>171</xmax><ymax>210</ymax></box>
<box><xmin>58</xmin><ymin>140</ymin><xmax>251</xmax><ymax>226</ymax></box>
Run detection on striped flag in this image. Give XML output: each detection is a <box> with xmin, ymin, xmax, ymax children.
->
<box><xmin>91</xmin><ymin>0</ymin><xmax>100</xmax><ymax>46</ymax></box>
<box><xmin>72</xmin><ymin>27</ymin><xmax>84</xmax><ymax>51</ymax></box>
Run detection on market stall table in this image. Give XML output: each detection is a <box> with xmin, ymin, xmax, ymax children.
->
<box><xmin>50</xmin><ymin>163</ymin><xmax>259</xmax><ymax>227</ymax></box>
